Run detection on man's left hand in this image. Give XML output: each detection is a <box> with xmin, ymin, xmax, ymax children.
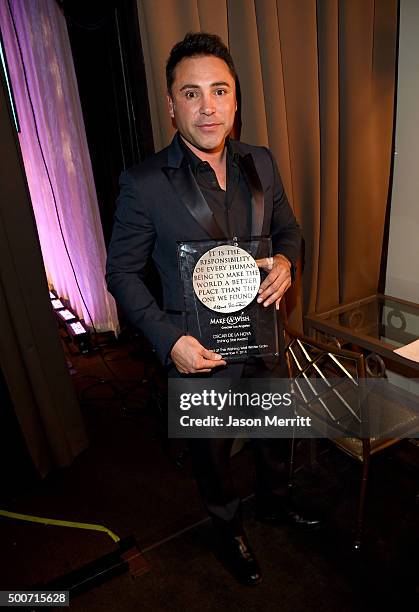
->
<box><xmin>255</xmin><ymin>254</ymin><xmax>292</xmax><ymax>310</ymax></box>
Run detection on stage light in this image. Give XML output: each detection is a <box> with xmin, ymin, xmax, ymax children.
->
<box><xmin>69</xmin><ymin>322</ymin><xmax>86</xmax><ymax>335</ymax></box>
<box><xmin>51</xmin><ymin>298</ymin><xmax>65</xmax><ymax>310</ymax></box>
<box><xmin>56</xmin><ymin>308</ymin><xmax>76</xmax><ymax>323</ymax></box>
<box><xmin>50</xmin><ymin>291</ymin><xmax>92</xmax><ymax>354</ymax></box>
<box><xmin>66</xmin><ymin>320</ymin><xmax>90</xmax><ymax>354</ymax></box>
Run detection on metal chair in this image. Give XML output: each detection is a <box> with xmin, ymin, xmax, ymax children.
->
<box><xmin>284</xmin><ymin>325</ymin><xmax>419</xmax><ymax>550</ymax></box>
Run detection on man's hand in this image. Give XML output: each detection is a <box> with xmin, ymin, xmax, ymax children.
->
<box><xmin>255</xmin><ymin>254</ymin><xmax>292</xmax><ymax>310</ymax></box>
<box><xmin>170</xmin><ymin>335</ymin><xmax>227</xmax><ymax>374</ymax></box>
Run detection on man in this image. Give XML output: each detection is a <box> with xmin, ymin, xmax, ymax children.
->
<box><xmin>106</xmin><ymin>32</ymin><xmax>319</xmax><ymax>586</ymax></box>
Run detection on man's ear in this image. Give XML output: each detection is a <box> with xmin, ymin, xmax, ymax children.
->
<box><xmin>167</xmin><ymin>94</ymin><xmax>175</xmax><ymax>118</ymax></box>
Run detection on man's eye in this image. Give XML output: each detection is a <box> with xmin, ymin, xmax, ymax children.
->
<box><xmin>215</xmin><ymin>89</ymin><xmax>227</xmax><ymax>96</ymax></box>
<box><xmin>185</xmin><ymin>91</ymin><xmax>197</xmax><ymax>99</ymax></box>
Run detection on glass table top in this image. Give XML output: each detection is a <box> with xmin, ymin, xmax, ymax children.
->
<box><xmin>307</xmin><ymin>294</ymin><xmax>419</xmax><ymax>350</ymax></box>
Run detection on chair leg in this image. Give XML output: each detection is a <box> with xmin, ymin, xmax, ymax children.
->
<box><xmin>308</xmin><ymin>439</ymin><xmax>318</xmax><ymax>467</ymax></box>
<box><xmin>287</xmin><ymin>430</ymin><xmax>296</xmax><ymax>500</ymax></box>
<box><xmin>353</xmin><ymin>441</ymin><xmax>370</xmax><ymax>551</ymax></box>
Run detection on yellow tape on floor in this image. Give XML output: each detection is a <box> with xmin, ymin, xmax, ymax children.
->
<box><xmin>0</xmin><ymin>509</ymin><xmax>120</xmax><ymax>543</ymax></box>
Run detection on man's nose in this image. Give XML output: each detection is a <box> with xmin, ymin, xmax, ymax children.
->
<box><xmin>199</xmin><ymin>92</ymin><xmax>215</xmax><ymax>115</ymax></box>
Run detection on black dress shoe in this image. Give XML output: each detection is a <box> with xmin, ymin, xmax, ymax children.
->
<box><xmin>256</xmin><ymin>504</ymin><xmax>323</xmax><ymax>530</ymax></box>
<box><xmin>216</xmin><ymin>534</ymin><xmax>262</xmax><ymax>586</ymax></box>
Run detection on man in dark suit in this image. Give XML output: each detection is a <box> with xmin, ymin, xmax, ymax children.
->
<box><xmin>106</xmin><ymin>32</ymin><xmax>319</xmax><ymax>586</ymax></box>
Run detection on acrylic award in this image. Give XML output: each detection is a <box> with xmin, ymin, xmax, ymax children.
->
<box><xmin>177</xmin><ymin>237</ymin><xmax>279</xmax><ymax>361</ymax></box>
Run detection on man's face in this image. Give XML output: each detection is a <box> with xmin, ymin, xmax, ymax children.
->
<box><xmin>167</xmin><ymin>55</ymin><xmax>237</xmax><ymax>155</ymax></box>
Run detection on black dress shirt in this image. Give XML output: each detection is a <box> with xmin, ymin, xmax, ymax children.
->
<box><xmin>178</xmin><ymin>135</ymin><xmax>252</xmax><ymax>239</ymax></box>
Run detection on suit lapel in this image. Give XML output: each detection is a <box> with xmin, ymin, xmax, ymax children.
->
<box><xmin>163</xmin><ymin>135</ymin><xmax>224</xmax><ymax>239</ymax></box>
<box><xmin>162</xmin><ymin>165</ymin><xmax>224</xmax><ymax>238</ymax></box>
<box><xmin>238</xmin><ymin>153</ymin><xmax>265</xmax><ymax>238</ymax></box>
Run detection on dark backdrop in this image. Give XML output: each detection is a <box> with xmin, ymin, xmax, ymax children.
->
<box><xmin>58</xmin><ymin>0</ymin><xmax>154</xmax><ymax>247</ymax></box>
<box><xmin>0</xmin><ymin>364</ymin><xmax>37</xmax><ymax>500</ymax></box>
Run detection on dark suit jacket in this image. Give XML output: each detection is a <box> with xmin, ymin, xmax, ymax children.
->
<box><xmin>106</xmin><ymin>134</ymin><xmax>301</xmax><ymax>365</ymax></box>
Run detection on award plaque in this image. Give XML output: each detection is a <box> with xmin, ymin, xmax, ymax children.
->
<box><xmin>177</xmin><ymin>237</ymin><xmax>279</xmax><ymax>361</ymax></box>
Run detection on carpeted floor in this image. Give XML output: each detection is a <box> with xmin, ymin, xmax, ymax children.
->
<box><xmin>0</xmin><ymin>336</ymin><xmax>418</xmax><ymax>610</ymax></box>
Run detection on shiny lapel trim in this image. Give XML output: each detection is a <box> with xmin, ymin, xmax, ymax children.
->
<box><xmin>239</xmin><ymin>153</ymin><xmax>264</xmax><ymax>237</ymax></box>
<box><xmin>162</xmin><ymin>165</ymin><xmax>224</xmax><ymax>239</ymax></box>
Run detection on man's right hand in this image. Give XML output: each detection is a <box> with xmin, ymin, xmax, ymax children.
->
<box><xmin>170</xmin><ymin>335</ymin><xmax>227</xmax><ymax>374</ymax></box>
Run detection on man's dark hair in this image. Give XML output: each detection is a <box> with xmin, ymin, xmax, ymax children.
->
<box><xmin>166</xmin><ymin>32</ymin><xmax>237</xmax><ymax>94</ymax></box>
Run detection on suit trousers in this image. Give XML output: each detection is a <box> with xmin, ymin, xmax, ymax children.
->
<box><xmin>177</xmin><ymin>357</ymin><xmax>291</xmax><ymax>536</ymax></box>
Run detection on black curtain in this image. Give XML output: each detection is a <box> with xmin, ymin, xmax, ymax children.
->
<box><xmin>58</xmin><ymin>0</ymin><xmax>154</xmax><ymax>246</ymax></box>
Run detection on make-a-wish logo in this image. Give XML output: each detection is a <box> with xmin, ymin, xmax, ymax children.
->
<box><xmin>210</xmin><ymin>313</ymin><xmax>250</xmax><ymax>325</ymax></box>
<box><xmin>226</xmin><ymin>314</ymin><xmax>250</xmax><ymax>325</ymax></box>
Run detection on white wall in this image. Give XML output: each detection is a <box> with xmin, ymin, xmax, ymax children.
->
<box><xmin>385</xmin><ymin>0</ymin><xmax>419</xmax><ymax>303</ymax></box>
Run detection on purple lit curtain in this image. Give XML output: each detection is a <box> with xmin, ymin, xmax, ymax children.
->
<box><xmin>0</xmin><ymin>0</ymin><xmax>119</xmax><ymax>333</ymax></box>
